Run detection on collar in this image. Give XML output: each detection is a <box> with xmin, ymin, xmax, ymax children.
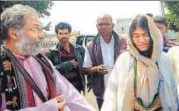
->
<box><xmin>99</xmin><ymin>35</ymin><xmax>114</xmax><ymax>45</ymax></box>
<box><xmin>93</xmin><ymin>31</ymin><xmax>119</xmax><ymax>46</ymax></box>
<box><xmin>13</xmin><ymin>52</ymin><xmax>31</xmax><ymax>61</ymax></box>
<box><xmin>57</xmin><ymin>43</ymin><xmax>74</xmax><ymax>52</ymax></box>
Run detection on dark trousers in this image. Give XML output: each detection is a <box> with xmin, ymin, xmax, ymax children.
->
<box><xmin>96</xmin><ymin>97</ymin><xmax>103</xmax><ymax>110</ymax></box>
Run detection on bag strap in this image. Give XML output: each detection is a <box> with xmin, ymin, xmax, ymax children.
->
<box><xmin>35</xmin><ymin>54</ymin><xmax>55</xmax><ymax>84</ymax></box>
<box><xmin>3</xmin><ymin>47</ymin><xmax>47</xmax><ymax>102</ymax></box>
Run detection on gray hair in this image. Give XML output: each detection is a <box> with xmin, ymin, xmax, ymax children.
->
<box><xmin>1</xmin><ymin>4</ymin><xmax>39</xmax><ymax>40</ymax></box>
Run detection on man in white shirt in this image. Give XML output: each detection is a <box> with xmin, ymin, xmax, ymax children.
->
<box><xmin>83</xmin><ymin>13</ymin><xmax>126</xmax><ymax>110</ymax></box>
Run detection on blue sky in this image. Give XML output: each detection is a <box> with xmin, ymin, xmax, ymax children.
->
<box><xmin>41</xmin><ymin>1</ymin><xmax>163</xmax><ymax>35</ymax></box>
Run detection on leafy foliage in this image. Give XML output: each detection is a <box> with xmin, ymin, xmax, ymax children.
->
<box><xmin>2</xmin><ymin>1</ymin><xmax>53</xmax><ymax>17</ymax></box>
<box><xmin>164</xmin><ymin>1</ymin><xmax>179</xmax><ymax>32</ymax></box>
<box><xmin>2</xmin><ymin>1</ymin><xmax>53</xmax><ymax>31</ymax></box>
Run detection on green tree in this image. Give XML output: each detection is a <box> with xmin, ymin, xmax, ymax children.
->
<box><xmin>2</xmin><ymin>1</ymin><xmax>53</xmax><ymax>31</ymax></box>
<box><xmin>164</xmin><ymin>1</ymin><xmax>179</xmax><ymax>32</ymax></box>
<box><xmin>43</xmin><ymin>21</ymin><xmax>52</xmax><ymax>31</ymax></box>
<box><xmin>2</xmin><ymin>1</ymin><xmax>53</xmax><ymax>17</ymax></box>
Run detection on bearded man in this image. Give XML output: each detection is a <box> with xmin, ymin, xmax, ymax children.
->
<box><xmin>0</xmin><ymin>4</ymin><xmax>96</xmax><ymax>111</ymax></box>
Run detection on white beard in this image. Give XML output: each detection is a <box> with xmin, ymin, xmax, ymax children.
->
<box><xmin>15</xmin><ymin>33</ymin><xmax>43</xmax><ymax>56</ymax></box>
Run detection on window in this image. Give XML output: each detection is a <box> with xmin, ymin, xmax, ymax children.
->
<box><xmin>85</xmin><ymin>36</ymin><xmax>95</xmax><ymax>46</ymax></box>
<box><xmin>76</xmin><ymin>36</ymin><xmax>84</xmax><ymax>45</ymax></box>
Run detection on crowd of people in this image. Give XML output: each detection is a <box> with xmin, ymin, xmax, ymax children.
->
<box><xmin>0</xmin><ymin>4</ymin><xmax>179</xmax><ymax>111</ymax></box>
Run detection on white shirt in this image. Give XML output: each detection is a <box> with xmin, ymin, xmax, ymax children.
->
<box><xmin>83</xmin><ymin>35</ymin><xmax>115</xmax><ymax>90</ymax></box>
<box><xmin>168</xmin><ymin>46</ymin><xmax>179</xmax><ymax>97</ymax></box>
<box><xmin>101</xmin><ymin>52</ymin><xmax>178</xmax><ymax>111</ymax></box>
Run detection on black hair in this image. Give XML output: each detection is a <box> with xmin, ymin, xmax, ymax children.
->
<box><xmin>129</xmin><ymin>15</ymin><xmax>153</xmax><ymax>58</ymax></box>
<box><xmin>55</xmin><ymin>22</ymin><xmax>71</xmax><ymax>34</ymax></box>
<box><xmin>153</xmin><ymin>15</ymin><xmax>167</xmax><ymax>27</ymax></box>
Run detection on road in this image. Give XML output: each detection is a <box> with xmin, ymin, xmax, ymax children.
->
<box><xmin>83</xmin><ymin>90</ymin><xmax>98</xmax><ymax>110</ymax></box>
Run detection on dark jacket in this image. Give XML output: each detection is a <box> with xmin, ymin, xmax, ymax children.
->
<box><xmin>86</xmin><ymin>31</ymin><xmax>127</xmax><ymax>98</ymax></box>
<box><xmin>46</xmin><ymin>43</ymin><xmax>86</xmax><ymax>93</ymax></box>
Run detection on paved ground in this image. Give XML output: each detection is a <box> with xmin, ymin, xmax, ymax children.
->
<box><xmin>83</xmin><ymin>90</ymin><xmax>98</xmax><ymax>110</ymax></box>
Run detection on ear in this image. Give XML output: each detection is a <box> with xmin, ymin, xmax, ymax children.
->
<box><xmin>56</xmin><ymin>33</ymin><xmax>60</xmax><ymax>38</ymax></box>
<box><xmin>165</xmin><ymin>27</ymin><xmax>168</xmax><ymax>33</ymax></box>
<box><xmin>7</xmin><ymin>28</ymin><xmax>19</xmax><ymax>40</ymax></box>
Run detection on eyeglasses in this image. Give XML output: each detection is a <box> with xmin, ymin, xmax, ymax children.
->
<box><xmin>28</xmin><ymin>27</ymin><xmax>44</xmax><ymax>34</ymax></box>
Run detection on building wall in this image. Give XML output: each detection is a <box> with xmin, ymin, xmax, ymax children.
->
<box><xmin>166</xmin><ymin>30</ymin><xmax>178</xmax><ymax>41</ymax></box>
<box><xmin>114</xmin><ymin>18</ymin><xmax>132</xmax><ymax>35</ymax></box>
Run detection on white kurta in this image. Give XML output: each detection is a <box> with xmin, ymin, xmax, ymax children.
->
<box><xmin>168</xmin><ymin>46</ymin><xmax>179</xmax><ymax>97</ymax></box>
<box><xmin>101</xmin><ymin>51</ymin><xmax>178</xmax><ymax>111</ymax></box>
